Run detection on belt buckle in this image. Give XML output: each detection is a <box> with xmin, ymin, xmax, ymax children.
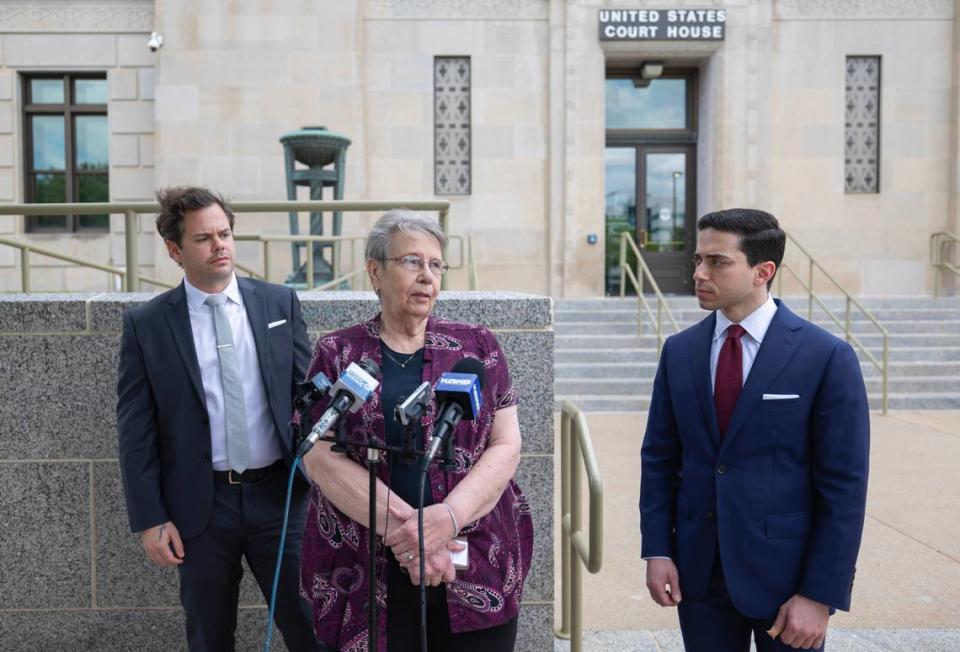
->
<box><xmin>227</xmin><ymin>470</ymin><xmax>241</xmax><ymax>485</ymax></box>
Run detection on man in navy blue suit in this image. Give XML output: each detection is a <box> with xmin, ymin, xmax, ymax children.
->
<box><xmin>640</xmin><ymin>209</ymin><xmax>869</xmax><ymax>651</ymax></box>
<box><xmin>117</xmin><ymin>187</ymin><xmax>322</xmax><ymax>651</ymax></box>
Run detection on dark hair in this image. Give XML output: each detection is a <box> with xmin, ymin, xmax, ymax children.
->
<box><xmin>155</xmin><ymin>186</ymin><xmax>235</xmax><ymax>246</ymax></box>
<box><xmin>697</xmin><ymin>208</ymin><xmax>785</xmax><ymax>287</ymax></box>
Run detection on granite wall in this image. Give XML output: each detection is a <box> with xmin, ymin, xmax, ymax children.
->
<box><xmin>0</xmin><ymin>291</ymin><xmax>554</xmax><ymax>651</ymax></box>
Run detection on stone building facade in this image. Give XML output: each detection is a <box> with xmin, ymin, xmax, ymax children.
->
<box><xmin>1</xmin><ymin>0</ymin><xmax>959</xmax><ymax>296</ymax></box>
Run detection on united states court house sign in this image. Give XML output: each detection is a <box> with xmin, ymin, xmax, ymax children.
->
<box><xmin>598</xmin><ymin>8</ymin><xmax>727</xmax><ymax>41</ymax></box>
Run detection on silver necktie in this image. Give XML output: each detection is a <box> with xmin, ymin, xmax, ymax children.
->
<box><xmin>204</xmin><ymin>293</ymin><xmax>250</xmax><ymax>473</ymax></box>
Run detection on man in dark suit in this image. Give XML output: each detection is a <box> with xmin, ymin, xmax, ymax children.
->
<box><xmin>640</xmin><ymin>209</ymin><xmax>870</xmax><ymax>651</ymax></box>
<box><xmin>117</xmin><ymin>186</ymin><xmax>322</xmax><ymax>651</ymax></box>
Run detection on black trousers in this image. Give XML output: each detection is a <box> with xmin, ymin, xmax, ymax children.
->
<box><xmin>384</xmin><ymin>554</ymin><xmax>518</xmax><ymax>652</ymax></box>
<box><xmin>177</xmin><ymin>466</ymin><xmax>322</xmax><ymax>652</ymax></box>
<box><xmin>677</xmin><ymin>553</ymin><xmax>826</xmax><ymax>652</ymax></box>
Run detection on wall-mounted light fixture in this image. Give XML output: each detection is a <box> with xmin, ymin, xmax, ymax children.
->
<box><xmin>632</xmin><ymin>61</ymin><xmax>664</xmax><ymax>88</ymax></box>
<box><xmin>641</xmin><ymin>61</ymin><xmax>664</xmax><ymax>80</ymax></box>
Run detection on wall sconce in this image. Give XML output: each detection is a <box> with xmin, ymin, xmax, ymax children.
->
<box><xmin>641</xmin><ymin>61</ymin><xmax>664</xmax><ymax>79</ymax></box>
<box><xmin>632</xmin><ymin>61</ymin><xmax>664</xmax><ymax>88</ymax></box>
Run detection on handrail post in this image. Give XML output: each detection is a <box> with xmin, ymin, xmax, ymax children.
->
<box><xmin>350</xmin><ymin>240</ymin><xmax>357</xmax><ymax>291</ymax></box>
<box><xmin>571</xmin><ymin>423</ymin><xmax>583</xmax><ymax>652</ymax></box>
<box><xmin>557</xmin><ymin>411</ymin><xmax>572</xmax><ymax>639</ymax></box>
<box><xmin>124</xmin><ymin>209</ymin><xmax>140</xmax><ymax>291</ymax></box>
<box><xmin>263</xmin><ymin>241</ymin><xmax>271</xmax><ymax>283</ymax></box>
<box><xmin>439</xmin><ymin>206</ymin><xmax>449</xmax><ymax>291</ymax></box>
<box><xmin>656</xmin><ymin>299</ymin><xmax>663</xmax><ymax>355</ymax></box>
<box><xmin>21</xmin><ymin>247</ymin><xmax>30</xmax><ymax>292</ymax></box>
<box><xmin>306</xmin><ymin>241</ymin><xmax>315</xmax><ymax>290</ymax></box>
<box><xmin>933</xmin><ymin>234</ymin><xmax>941</xmax><ymax>298</ymax></box>
<box><xmin>844</xmin><ymin>296</ymin><xmax>852</xmax><ymax>343</ymax></box>
<box><xmin>619</xmin><ymin>233</ymin><xmax>626</xmax><ymax>298</ymax></box>
<box><xmin>882</xmin><ymin>333</ymin><xmax>889</xmax><ymax>415</ymax></box>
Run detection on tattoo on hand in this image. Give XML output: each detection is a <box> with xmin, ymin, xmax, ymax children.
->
<box><xmin>157</xmin><ymin>524</ymin><xmax>166</xmax><ymax>541</ymax></box>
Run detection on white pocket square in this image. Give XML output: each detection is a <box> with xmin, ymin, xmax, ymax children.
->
<box><xmin>267</xmin><ymin>319</ymin><xmax>287</xmax><ymax>329</ymax></box>
<box><xmin>762</xmin><ymin>393</ymin><xmax>800</xmax><ymax>400</ymax></box>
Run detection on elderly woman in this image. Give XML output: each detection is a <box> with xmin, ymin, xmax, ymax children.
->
<box><xmin>299</xmin><ymin>209</ymin><xmax>533</xmax><ymax>651</ymax></box>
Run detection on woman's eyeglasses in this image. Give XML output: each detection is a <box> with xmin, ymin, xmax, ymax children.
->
<box><xmin>385</xmin><ymin>255</ymin><xmax>450</xmax><ymax>276</ymax></box>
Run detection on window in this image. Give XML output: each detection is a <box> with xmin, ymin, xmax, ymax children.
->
<box><xmin>605</xmin><ymin>78</ymin><xmax>688</xmax><ymax>130</ymax></box>
<box><xmin>845</xmin><ymin>57</ymin><xmax>880</xmax><ymax>194</ymax></box>
<box><xmin>434</xmin><ymin>57</ymin><xmax>471</xmax><ymax>195</ymax></box>
<box><xmin>23</xmin><ymin>73</ymin><xmax>109</xmax><ymax>232</ymax></box>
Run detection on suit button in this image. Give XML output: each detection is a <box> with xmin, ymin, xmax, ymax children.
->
<box><xmin>717</xmin><ymin>465</ymin><xmax>726</xmax><ymax>475</ymax></box>
<box><xmin>200</xmin><ymin>454</ymin><xmax>211</xmax><ymax>463</ymax></box>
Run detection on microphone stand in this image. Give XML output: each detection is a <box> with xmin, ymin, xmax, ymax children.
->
<box><xmin>297</xmin><ymin>386</ymin><xmax>432</xmax><ymax>652</ymax></box>
<box><xmin>366</xmin><ymin>436</ymin><xmax>379</xmax><ymax>650</ymax></box>
<box><xmin>302</xmin><ymin>426</ymin><xmax>427</xmax><ymax>652</ymax></box>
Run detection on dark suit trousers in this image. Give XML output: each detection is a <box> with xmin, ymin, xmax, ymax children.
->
<box><xmin>177</xmin><ymin>467</ymin><xmax>321</xmax><ymax>652</ymax></box>
<box><xmin>677</xmin><ymin>552</ymin><xmax>825</xmax><ymax>652</ymax></box>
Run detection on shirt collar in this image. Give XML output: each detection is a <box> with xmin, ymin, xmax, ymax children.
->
<box><xmin>713</xmin><ymin>293</ymin><xmax>777</xmax><ymax>344</ymax></box>
<box><xmin>184</xmin><ymin>273</ymin><xmax>241</xmax><ymax>311</ymax></box>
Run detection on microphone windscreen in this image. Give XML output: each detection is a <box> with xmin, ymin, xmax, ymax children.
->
<box><xmin>451</xmin><ymin>357</ymin><xmax>485</xmax><ymax>389</ymax></box>
<box><xmin>359</xmin><ymin>356</ymin><xmax>381</xmax><ymax>379</ymax></box>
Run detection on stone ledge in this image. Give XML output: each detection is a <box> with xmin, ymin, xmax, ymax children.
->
<box><xmin>0</xmin><ymin>293</ymin><xmax>95</xmax><ymax>332</ymax></box>
<box><xmin>81</xmin><ymin>290</ymin><xmax>552</xmax><ymax>333</ymax></box>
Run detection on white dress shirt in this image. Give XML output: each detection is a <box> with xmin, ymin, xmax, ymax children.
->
<box><xmin>710</xmin><ymin>293</ymin><xmax>778</xmax><ymax>392</ymax></box>
<box><xmin>184</xmin><ymin>274</ymin><xmax>282</xmax><ymax>471</ymax></box>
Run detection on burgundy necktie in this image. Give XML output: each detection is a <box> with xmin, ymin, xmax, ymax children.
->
<box><xmin>714</xmin><ymin>324</ymin><xmax>747</xmax><ymax>440</ymax></box>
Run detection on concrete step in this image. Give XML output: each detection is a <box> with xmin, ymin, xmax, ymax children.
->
<box><xmin>555</xmin><ymin>296</ymin><xmax>960</xmax><ymax>311</ymax></box>
<box><xmin>555</xmin><ymin>319</ymin><xmax>960</xmax><ymax>336</ymax></box>
<box><xmin>555</xmin><ymin>375</ymin><xmax>960</xmax><ymax>395</ymax></box>
<box><xmin>556</xmin><ymin>393</ymin><xmax>960</xmax><ymax>412</ymax></box>
<box><xmin>556</xmin><ymin>332</ymin><xmax>960</xmax><ymax>348</ymax></box>
<box><xmin>554</xmin><ymin>346</ymin><xmax>960</xmax><ymax>363</ymax></box>
<box><xmin>554</xmin><ymin>360</ymin><xmax>960</xmax><ymax>378</ymax></box>
<box><xmin>555</xmin><ymin>307</ymin><xmax>960</xmax><ymax>323</ymax></box>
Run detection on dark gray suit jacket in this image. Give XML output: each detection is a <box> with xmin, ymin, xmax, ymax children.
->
<box><xmin>116</xmin><ymin>277</ymin><xmax>311</xmax><ymax>538</ymax></box>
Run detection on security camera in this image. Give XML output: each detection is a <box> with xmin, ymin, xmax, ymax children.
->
<box><xmin>147</xmin><ymin>31</ymin><xmax>164</xmax><ymax>52</ymax></box>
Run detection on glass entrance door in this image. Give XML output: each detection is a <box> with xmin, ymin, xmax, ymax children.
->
<box><xmin>605</xmin><ymin>145</ymin><xmax>694</xmax><ymax>295</ymax></box>
<box><xmin>638</xmin><ymin>146</ymin><xmax>694</xmax><ymax>294</ymax></box>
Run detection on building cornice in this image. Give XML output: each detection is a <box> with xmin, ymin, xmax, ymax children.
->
<box><xmin>0</xmin><ymin>1</ymin><xmax>154</xmax><ymax>33</ymax></box>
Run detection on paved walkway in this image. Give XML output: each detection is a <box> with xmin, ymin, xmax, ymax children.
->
<box><xmin>552</xmin><ymin>411</ymin><xmax>960</xmax><ymax>651</ymax></box>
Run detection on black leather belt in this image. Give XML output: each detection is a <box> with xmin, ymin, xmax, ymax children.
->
<box><xmin>214</xmin><ymin>459</ymin><xmax>284</xmax><ymax>485</ymax></box>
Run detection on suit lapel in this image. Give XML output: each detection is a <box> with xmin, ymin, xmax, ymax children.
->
<box><xmin>689</xmin><ymin>313</ymin><xmax>722</xmax><ymax>449</ymax></box>
<box><xmin>239</xmin><ymin>278</ymin><xmax>272</xmax><ymax>398</ymax></box>
<box><xmin>164</xmin><ymin>283</ymin><xmax>205</xmax><ymax>406</ymax></box>
<box><xmin>721</xmin><ymin>301</ymin><xmax>803</xmax><ymax>448</ymax></box>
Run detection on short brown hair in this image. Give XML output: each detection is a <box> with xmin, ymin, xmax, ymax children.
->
<box><xmin>155</xmin><ymin>186</ymin><xmax>235</xmax><ymax>246</ymax></box>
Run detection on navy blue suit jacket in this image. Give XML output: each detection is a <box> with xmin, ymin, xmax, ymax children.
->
<box><xmin>116</xmin><ymin>277</ymin><xmax>311</xmax><ymax>539</ymax></box>
<box><xmin>639</xmin><ymin>300</ymin><xmax>869</xmax><ymax>617</ymax></box>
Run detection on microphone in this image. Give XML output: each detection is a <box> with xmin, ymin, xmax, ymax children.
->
<box><xmin>422</xmin><ymin>358</ymin><xmax>484</xmax><ymax>470</ymax></box>
<box><xmin>293</xmin><ymin>371</ymin><xmax>333</xmax><ymax>413</ymax></box>
<box><xmin>296</xmin><ymin>358</ymin><xmax>380</xmax><ymax>457</ymax></box>
<box><xmin>395</xmin><ymin>381</ymin><xmax>433</xmax><ymax>427</ymax></box>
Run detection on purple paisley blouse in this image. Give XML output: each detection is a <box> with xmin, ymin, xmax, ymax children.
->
<box><xmin>299</xmin><ymin>314</ymin><xmax>534</xmax><ymax>651</ymax></box>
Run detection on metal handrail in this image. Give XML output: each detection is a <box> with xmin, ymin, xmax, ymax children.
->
<box><xmin>931</xmin><ymin>231</ymin><xmax>960</xmax><ymax>297</ymax></box>
<box><xmin>777</xmin><ymin>232</ymin><xmax>889</xmax><ymax>414</ymax></box>
<box><xmin>618</xmin><ymin>231</ymin><xmax>681</xmax><ymax>356</ymax></box>
<box><xmin>556</xmin><ymin>401</ymin><xmax>603</xmax><ymax>652</ymax></box>
<box><xmin>467</xmin><ymin>233</ymin><xmax>479</xmax><ymax>290</ymax></box>
<box><xmin>0</xmin><ymin>200</ymin><xmax>451</xmax><ymax>292</ymax></box>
